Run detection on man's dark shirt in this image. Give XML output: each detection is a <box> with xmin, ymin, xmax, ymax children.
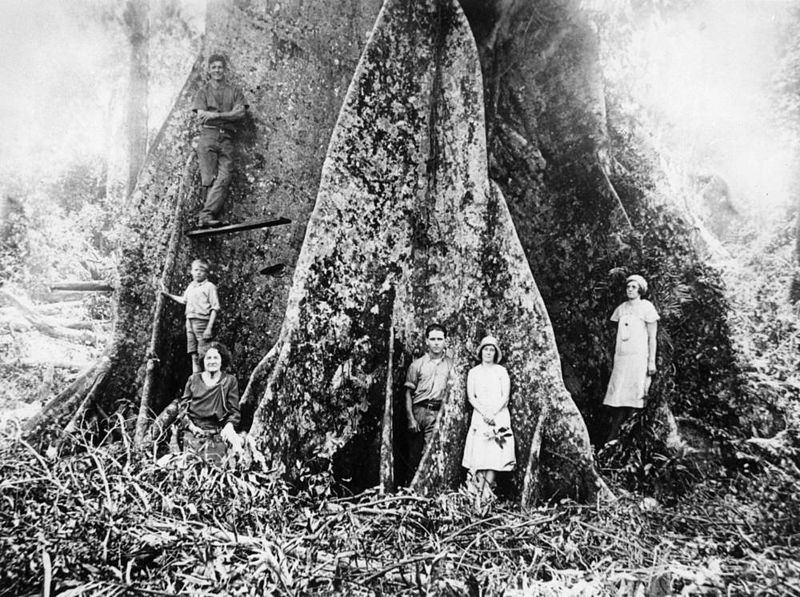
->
<box><xmin>192</xmin><ymin>82</ymin><xmax>247</xmax><ymax>134</ymax></box>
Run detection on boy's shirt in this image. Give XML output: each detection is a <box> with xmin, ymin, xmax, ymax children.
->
<box><xmin>183</xmin><ymin>280</ymin><xmax>220</xmax><ymax>319</ymax></box>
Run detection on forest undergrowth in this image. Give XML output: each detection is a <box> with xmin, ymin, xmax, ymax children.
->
<box><xmin>0</xmin><ymin>422</ymin><xmax>798</xmax><ymax>597</ymax></box>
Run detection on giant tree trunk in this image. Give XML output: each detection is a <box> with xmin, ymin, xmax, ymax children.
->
<box><xmin>246</xmin><ymin>0</ymin><xmax>603</xmax><ymax>503</ymax></box>
<box><xmin>27</xmin><ymin>0</ymin><xmax>380</xmax><ymax>443</ymax></box>
<box><xmin>469</xmin><ymin>0</ymin><xmax>746</xmax><ymax>440</ymax></box>
<box><xmin>31</xmin><ymin>0</ymin><xmax>751</xmax><ymax>502</ymax></box>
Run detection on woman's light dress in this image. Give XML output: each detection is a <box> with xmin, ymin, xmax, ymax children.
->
<box><xmin>462</xmin><ymin>364</ymin><xmax>516</xmax><ymax>472</ymax></box>
<box><xmin>603</xmin><ymin>299</ymin><xmax>660</xmax><ymax>409</ymax></box>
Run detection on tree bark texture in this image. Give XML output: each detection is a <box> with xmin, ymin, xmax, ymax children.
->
<box><xmin>470</xmin><ymin>0</ymin><xmax>745</xmax><ymax>438</ymax></box>
<box><xmin>246</xmin><ymin>0</ymin><xmax>602</xmax><ymax>503</ymax></box>
<box><xmin>28</xmin><ymin>0</ymin><xmax>380</xmax><ymax>439</ymax></box>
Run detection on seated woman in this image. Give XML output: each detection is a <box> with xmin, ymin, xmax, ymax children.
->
<box><xmin>603</xmin><ymin>274</ymin><xmax>659</xmax><ymax>442</ymax></box>
<box><xmin>181</xmin><ymin>342</ymin><xmax>243</xmax><ymax>462</ymax></box>
<box><xmin>462</xmin><ymin>335</ymin><xmax>516</xmax><ymax>502</ymax></box>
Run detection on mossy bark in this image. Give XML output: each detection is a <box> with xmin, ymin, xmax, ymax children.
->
<box><xmin>470</xmin><ymin>0</ymin><xmax>745</xmax><ymax>441</ymax></box>
<box><xmin>246</xmin><ymin>0</ymin><xmax>603</xmax><ymax>504</ymax></box>
<box><xmin>27</xmin><ymin>0</ymin><xmax>380</xmax><ymax>442</ymax></box>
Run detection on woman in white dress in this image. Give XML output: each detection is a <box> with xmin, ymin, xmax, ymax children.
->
<box><xmin>462</xmin><ymin>336</ymin><xmax>516</xmax><ymax>496</ymax></box>
<box><xmin>603</xmin><ymin>274</ymin><xmax>659</xmax><ymax>441</ymax></box>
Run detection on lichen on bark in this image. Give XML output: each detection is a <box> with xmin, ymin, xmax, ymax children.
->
<box><xmin>247</xmin><ymin>0</ymin><xmax>603</xmax><ymax>504</ymax></box>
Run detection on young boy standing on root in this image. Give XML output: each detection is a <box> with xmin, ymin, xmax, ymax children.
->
<box><xmin>161</xmin><ymin>259</ymin><xmax>221</xmax><ymax>372</ymax></box>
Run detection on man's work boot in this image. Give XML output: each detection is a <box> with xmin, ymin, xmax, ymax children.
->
<box><xmin>197</xmin><ymin>217</ymin><xmax>224</xmax><ymax>228</ymax></box>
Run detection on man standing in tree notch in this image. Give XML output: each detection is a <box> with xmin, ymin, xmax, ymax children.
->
<box><xmin>405</xmin><ymin>323</ymin><xmax>454</xmax><ymax>478</ymax></box>
<box><xmin>192</xmin><ymin>54</ymin><xmax>248</xmax><ymax>228</ymax></box>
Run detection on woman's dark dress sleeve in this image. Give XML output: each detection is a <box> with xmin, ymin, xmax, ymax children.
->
<box><xmin>185</xmin><ymin>373</ymin><xmax>241</xmax><ymax>431</ymax></box>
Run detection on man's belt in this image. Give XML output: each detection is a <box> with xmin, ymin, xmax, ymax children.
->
<box><xmin>416</xmin><ymin>400</ymin><xmax>442</xmax><ymax>411</ymax></box>
<box><xmin>202</xmin><ymin>125</ymin><xmax>234</xmax><ymax>136</ymax></box>
<box><xmin>184</xmin><ymin>416</ymin><xmax>221</xmax><ymax>438</ymax></box>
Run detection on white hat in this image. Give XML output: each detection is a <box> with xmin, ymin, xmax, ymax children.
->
<box><xmin>477</xmin><ymin>336</ymin><xmax>502</xmax><ymax>362</ymax></box>
<box><xmin>626</xmin><ymin>274</ymin><xmax>648</xmax><ymax>295</ymax></box>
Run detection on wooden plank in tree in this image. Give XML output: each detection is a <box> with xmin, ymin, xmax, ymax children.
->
<box><xmin>185</xmin><ymin>217</ymin><xmax>291</xmax><ymax>238</ymax></box>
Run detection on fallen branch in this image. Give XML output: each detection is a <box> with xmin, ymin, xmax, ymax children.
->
<box><xmin>16</xmin><ymin>358</ymin><xmax>91</xmax><ymax>371</ymax></box>
<box><xmin>64</xmin><ymin>367</ymin><xmax>110</xmax><ymax>434</ymax></box>
<box><xmin>37</xmin><ymin>292</ymin><xmax>90</xmax><ymax>303</ymax></box>
<box><xmin>1</xmin><ymin>301</ymin><xmax>83</xmax><ymax>317</ymax></box>
<box><xmin>61</xmin><ymin>320</ymin><xmax>104</xmax><ymax>331</ymax></box>
<box><xmin>49</xmin><ymin>282</ymin><xmax>115</xmax><ymax>292</ymax></box>
<box><xmin>33</xmin><ymin>300</ymin><xmax>85</xmax><ymax>314</ymax></box>
<box><xmin>2</xmin><ymin>315</ymin><xmax>104</xmax><ymax>332</ymax></box>
<box><xmin>360</xmin><ymin>552</ymin><xmax>441</xmax><ymax>583</ymax></box>
<box><xmin>24</xmin><ymin>356</ymin><xmax>111</xmax><ymax>439</ymax></box>
<box><xmin>145</xmin><ymin>399</ymin><xmax>185</xmax><ymax>446</ymax></box>
<box><xmin>0</xmin><ymin>288</ymin><xmax>99</xmax><ymax>344</ymax></box>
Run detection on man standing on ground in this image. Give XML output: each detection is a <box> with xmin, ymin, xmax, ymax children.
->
<box><xmin>192</xmin><ymin>54</ymin><xmax>248</xmax><ymax>228</ymax></box>
<box><xmin>405</xmin><ymin>323</ymin><xmax>454</xmax><ymax>478</ymax></box>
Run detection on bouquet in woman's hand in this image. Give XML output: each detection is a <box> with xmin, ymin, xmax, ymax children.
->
<box><xmin>484</xmin><ymin>423</ymin><xmax>513</xmax><ymax>448</ymax></box>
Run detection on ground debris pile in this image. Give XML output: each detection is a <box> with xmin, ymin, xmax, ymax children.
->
<box><xmin>0</xmin><ymin>430</ymin><xmax>798</xmax><ymax>596</ymax></box>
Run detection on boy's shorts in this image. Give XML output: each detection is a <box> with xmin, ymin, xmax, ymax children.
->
<box><xmin>186</xmin><ymin>318</ymin><xmax>213</xmax><ymax>354</ymax></box>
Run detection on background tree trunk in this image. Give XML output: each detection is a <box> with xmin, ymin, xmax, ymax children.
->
<box><xmin>124</xmin><ymin>0</ymin><xmax>151</xmax><ymax>199</ymax></box>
